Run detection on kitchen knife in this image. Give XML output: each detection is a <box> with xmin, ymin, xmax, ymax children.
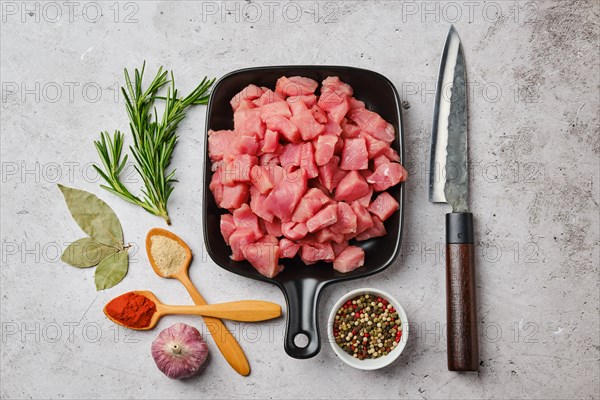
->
<box><xmin>429</xmin><ymin>25</ymin><xmax>479</xmax><ymax>371</ymax></box>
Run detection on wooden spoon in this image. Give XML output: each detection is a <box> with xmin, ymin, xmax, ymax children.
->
<box><xmin>146</xmin><ymin>228</ymin><xmax>252</xmax><ymax>376</ymax></box>
<box><xmin>104</xmin><ymin>290</ymin><xmax>282</xmax><ymax>330</ymax></box>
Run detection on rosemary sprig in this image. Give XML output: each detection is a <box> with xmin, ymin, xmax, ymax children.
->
<box><xmin>93</xmin><ymin>63</ymin><xmax>215</xmax><ymax>225</ymax></box>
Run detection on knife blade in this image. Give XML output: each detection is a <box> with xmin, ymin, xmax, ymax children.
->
<box><xmin>429</xmin><ymin>25</ymin><xmax>479</xmax><ymax>372</ymax></box>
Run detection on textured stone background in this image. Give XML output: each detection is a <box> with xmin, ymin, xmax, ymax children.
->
<box><xmin>1</xmin><ymin>1</ymin><xmax>598</xmax><ymax>399</ymax></box>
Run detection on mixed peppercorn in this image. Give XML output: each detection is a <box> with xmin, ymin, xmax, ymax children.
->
<box><xmin>333</xmin><ymin>294</ymin><xmax>402</xmax><ymax>360</ymax></box>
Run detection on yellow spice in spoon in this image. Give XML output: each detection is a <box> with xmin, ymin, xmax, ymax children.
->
<box><xmin>150</xmin><ymin>235</ymin><xmax>188</xmax><ymax>275</ymax></box>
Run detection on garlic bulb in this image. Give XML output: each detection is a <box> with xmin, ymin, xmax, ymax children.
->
<box><xmin>151</xmin><ymin>323</ymin><xmax>208</xmax><ymax>379</ymax></box>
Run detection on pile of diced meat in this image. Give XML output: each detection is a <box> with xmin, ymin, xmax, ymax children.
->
<box><xmin>208</xmin><ymin>75</ymin><xmax>407</xmax><ymax>278</ymax></box>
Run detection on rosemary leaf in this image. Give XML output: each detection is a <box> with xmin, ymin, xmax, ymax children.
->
<box><xmin>93</xmin><ymin>62</ymin><xmax>214</xmax><ymax>224</ymax></box>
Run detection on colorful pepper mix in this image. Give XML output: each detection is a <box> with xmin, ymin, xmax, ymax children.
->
<box><xmin>333</xmin><ymin>294</ymin><xmax>402</xmax><ymax>360</ymax></box>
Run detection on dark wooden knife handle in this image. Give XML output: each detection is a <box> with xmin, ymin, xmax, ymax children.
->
<box><xmin>446</xmin><ymin>212</ymin><xmax>479</xmax><ymax>371</ymax></box>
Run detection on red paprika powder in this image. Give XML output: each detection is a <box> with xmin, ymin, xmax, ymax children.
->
<box><xmin>105</xmin><ymin>292</ymin><xmax>157</xmax><ymax>329</ymax></box>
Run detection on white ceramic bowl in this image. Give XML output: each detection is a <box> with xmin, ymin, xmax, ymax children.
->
<box><xmin>327</xmin><ymin>288</ymin><xmax>409</xmax><ymax>370</ymax></box>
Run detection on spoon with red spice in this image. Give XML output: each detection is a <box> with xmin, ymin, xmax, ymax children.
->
<box><xmin>104</xmin><ymin>291</ymin><xmax>282</xmax><ymax>331</ymax></box>
<box><xmin>146</xmin><ymin>228</ymin><xmax>252</xmax><ymax>376</ymax></box>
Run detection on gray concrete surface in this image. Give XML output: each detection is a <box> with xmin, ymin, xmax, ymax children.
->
<box><xmin>1</xmin><ymin>1</ymin><xmax>598</xmax><ymax>399</ymax></box>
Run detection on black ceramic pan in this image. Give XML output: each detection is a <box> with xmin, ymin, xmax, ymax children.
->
<box><xmin>203</xmin><ymin>66</ymin><xmax>404</xmax><ymax>359</ymax></box>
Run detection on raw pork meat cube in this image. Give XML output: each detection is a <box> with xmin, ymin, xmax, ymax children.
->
<box><xmin>330</xmin><ymin>202</ymin><xmax>357</xmax><ymax>235</ymax></box>
<box><xmin>276</xmin><ymin>76</ymin><xmax>319</xmax><ymax>96</ymax></box>
<box><xmin>382</xmin><ymin>146</ymin><xmax>401</xmax><ymax>162</ymax></box>
<box><xmin>208</xmin><ymin>130</ymin><xmax>238</xmax><ymax>161</ymax></box>
<box><xmin>260</xmin><ymin>153</ymin><xmax>280</xmax><ymax>166</ymax></box>
<box><xmin>234</xmin><ymin>134</ymin><xmax>259</xmax><ymax>156</ymax></box>
<box><xmin>291</xmin><ymin>110</ymin><xmax>325</xmax><ymax>141</ymax></box>
<box><xmin>361</xmin><ymin>133</ymin><xmax>388</xmax><ymax>159</ymax></box>
<box><xmin>355</xmin><ymin>188</ymin><xmax>373</xmax><ymax>208</ymax></box>
<box><xmin>300</xmin><ymin>242</ymin><xmax>335</xmax><ymax>265</ymax></box>
<box><xmin>372</xmin><ymin>154</ymin><xmax>391</xmax><ymax>169</ymax></box>
<box><xmin>311</xmin><ymin>105</ymin><xmax>328</xmax><ymax>124</ymax></box>
<box><xmin>264</xmin><ymin>219</ymin><xmax>282</xmax><ymax>237</ymax></box>
<box><xmin>368</xmin><ymin>192</ymin><xmax>399</xmax><ymax>221</ymax></box>
<box><xmin>315</xmin><ymin>135</ymin><xmax>337</xmax><ymax>166</ymax></box>
<box><xmin>340</xmin><ymin>137</ymin><xmax>368</xmax><ymax>170</ymax></box>
<box><xmin>366</xmin><ymin>162</ymin><xmax>407</xmax><ymax>192</ymax></box>
<box><xmin>209</xmin><ymin>168</ymin><xmax>224</xmax><ymax>205</ymax></box>
<box><xmin>300</xmin><ymin>142</ymin><xmax>319</xmax><ymax>179</ymax></box>
<box><xmin>264</xmin><ymin>115</ymin><xmax>300</xmax><ymax>143</ymax></box>
<box><xmin>221</xmin><ymin>154</ymin><xmax>257</xmax><ymax>185</ymax></box>
<box><xmin>347</xmin><ymin>107</ymin><xmax>395</xmax><ymax>143</ymax></box>
<box><xmin>258</xmin><ymin>235</ymin><xmax>279</xmax><ymax>246</ymax></box>
<box><xmin>355</xmin><ymin>216</ymin><xmax>387</xmax><ymax>241</ymax></box>
<box><xmin>280</xmin><ymin>238</ymin><xmax>300</xmax><ymax>258</ymax></box>
<box><xmin>331</xmin><ymin>231</ymin><xmax>347</xmax><ymax>244</ymax></box>
<box><xmin>323</xmin><ymin>118</ymin><xmax>343</xmax><ymax>137</ymax></box>
<box><xmin>262</xmin><ymin>129</ymin><xmax>279</xmax><ymax>153</ymax></box>
<box><xmin>335</xmin><ymin>171</ymin><xmax>370</xmax><ymax>202</ymax></box>
<box><xmin>333</xmin><ymin>246</ymin><xmax>365</xmax><ymax>273</ymax></box>
<box><xmin>331</xmin><ymin>241</ymin><xmax>350</xmax><ymax>257</ymax></box>
<box><xmin>318</xmin><ymin>156</ymin><xmax>346</xmax><ymax>192</ymax></box>
<box><xmin>268</xmin><ymin>164</ymin><xmax>286</xmax><ymax>185</ymax></box>
<box><xmin>234</xmin><ymin>107</ymin><xmax>265</xmax><ymax>138</ymax></box>
<box><xmin>351</xmin><ymin>202</ymin><xmax>374</xmax><ymax>234</ymax></box>
<box><xmin>229</xmin><ymin>227</ymin><xmax>260</xmax><ymax>261</ymax></box>
<box><xmin>341</xmin><ymin>121</ymin><xmax>362</xmax><ymax>138</ymax></box>
<box><xmin>321</xmin><ymin>76</ymin><xmax>353</xmax><ymax>97</ymax></box>
<box><xmin>315</xmin><ymin>228</ymin><xmax>336</xmax><ymax>243</ymax></box>
<box><xmin>300</xmin><ymin>94</ymin><xmax>317</xmax><ymax>107</ymax></box>
<box><xmin>230</xmin><ymin>84</ymin><xmax>263</xmax><ymax>110</ymax></box>
<box><xmin>233</xmin><ymin>203</ymin><xmax>263</xmax><ymax>238</ymax></box>
<box><xmin>220</xmin><ymin>183</ymin><xmax>249</xmax><ymax>210</ymax></box>
<box><xmin>306</xmin><ymin>203</ymin><xmax>338</xmax><ymax>233</ymax></box>
<box><xmin>249</xmin><ymin>186</ymin><xmax>274</xmax><ymax>222</ymax></box>
<box><xmin>254</xmin><ymin>89</ymin><xmax>286</xmax><ymax>106</ymax></box>
<box><xmin>287</xmin><ymin>97</ymin><xmax>309</xmax><ymax>116</ymax></box>
<box><xmin>242</xmin><ymin>241</ymin><xmax>283</xmax><ymax>278</ymax></box>
<box><xmin>317</xmin><ymin>92</ymin><xmax>350</xmax><ymax>124</ymax></box>
<box><xmin>250</xmin><ymin>165</ymin><xmax>274</xmax><ymax>194</ymax></box>
<box><xmin>324</xmin><ymin>96</ymin><xmax>349</xmax><ymax>125</ymax></box>
<box><xmin>264</xmin><ymin>168</ymin><xmax>308</xmax><ymax>221</ymax></box>
<box><xmin>260</xmin><ymin>101</ymin><xmax>291</xmax><ymax>120</ymax></box>
<box><xmin>318</xmin><ymin>77</ymin><xmax>352</xmax><ymax>124</ymax></box>
<box><xmin>279</xmin><ymin>143</ymin><xmax>302</xmax><ymax>167</ymax></box>
<box><xmin>237</xmin><ymin>100</ymin><xmax>257</xmax><ymax>111</ymax></box>
<box><xmin>348</xmin><ymin>97</ymin><xmax>365</xmax><ymax>109</ymax></box>
<box><xmin>220</xmin><ymin>214</ymin><xmax>236</xmax><ymax>244</ymax></box>
<box><xmin>292</xmin><ymin>188</ymin><xmax>330</xmax><ymax>223</ymax></box>
<box><xmin>281</xmin><ymin>221</ymin><xmax>309</xmax><ymax>240</ymax></box>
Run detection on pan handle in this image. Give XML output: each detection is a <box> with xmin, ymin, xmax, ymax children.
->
<box><xmin>281</xmin><ymin>278</ymin><xmax>325</xmax><ymax>359</ymax></box>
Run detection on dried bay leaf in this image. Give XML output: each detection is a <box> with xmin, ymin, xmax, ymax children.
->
<box><xmin>58</xmin><ymin>184</ymin><xmax>123</xmax><ymax>247</ymax></box>
<box><xmin>61</xmin><ymin>238</ymin><xmax>118</xmax><ymax>268</ymax></box>
<box><xmin>94</xmin><ymin>250</ymin><xmax>128</xmax><ymax>291</ymax></box>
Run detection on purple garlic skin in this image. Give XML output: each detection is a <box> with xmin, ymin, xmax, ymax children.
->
<box><xmin>151</xmin><ymin>323</ymin><xmax>209</xmax><ymax>379</ymax></box>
